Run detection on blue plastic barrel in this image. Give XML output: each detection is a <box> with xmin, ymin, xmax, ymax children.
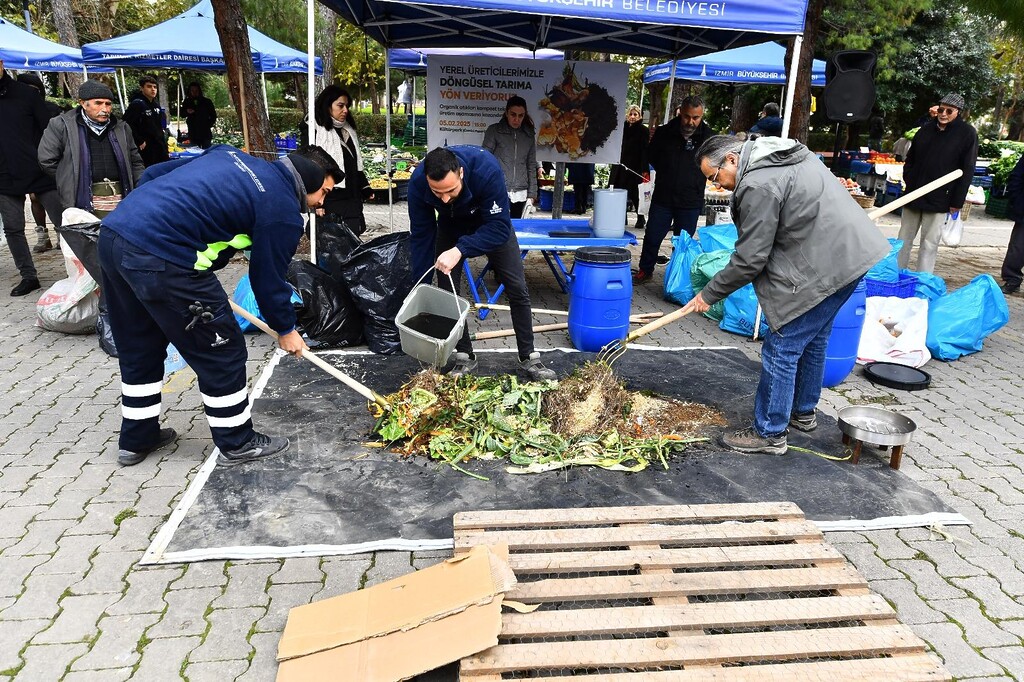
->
<box><xmin>822</xmin><ymin>280</ymin><xmax>867</xmax><ymax>387</ymax></box>
<box><xmin>568</xmin><ymin>247</ymin><xmax>633</xmax><ymax>352</ymax></box>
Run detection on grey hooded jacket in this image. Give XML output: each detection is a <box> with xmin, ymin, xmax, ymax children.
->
<box><xmin>701</xmin><ymin>137</ymin><xmax>890</xmax><ymax>330</ymax></box>
<box><xmin>38</xmin><ymin>108</ymin><xmax>145</xmax><ymax>210</ymax></box>
<box><xmin>482</xmin><ymin>118</ymin><xmax>538</xmax><ymax>199</ymax></box>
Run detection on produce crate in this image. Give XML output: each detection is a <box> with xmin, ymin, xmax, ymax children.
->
<box><xmin>454</xmin><ymin>502</ymin><xmax>951</xmax><ymax>681</ymax></box>
<box><xmin>865</xmin><ymin>272</ymin><xmax>917</xmax><ymax>298</ymax></box>
<box><xmin>885</xmin><ymin>180</ymin><xmax>903</xmax><ymax>197</ymax></box>
<box><xmin>986</xmin><ymin>196</ymin><xmax>1010</xmax><ymax>219</ymax></box>
<box><xmin>538</xmin><ymin>187</ymin><xmax>575</xmax><ymax>212</ymax></box>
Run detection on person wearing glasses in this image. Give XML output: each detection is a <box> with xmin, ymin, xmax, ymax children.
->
<box><xmin>680</xmin><ymin>135</ymin><xmax>889</xmax><ymax>456</ymax></box>
<box><xmin>634</xmin><ymin>95</ymin><xmax>713</xmax><ymax>284</ymax></box>
<box><xmin>897</xmin><ymin>93</ymin><xmax>978</xmax><ymax>274</ymax></box>
<box><xmin>407</xmin><ymin>146</ymin><xmax>556</xmax><ymax>381</ymax></box>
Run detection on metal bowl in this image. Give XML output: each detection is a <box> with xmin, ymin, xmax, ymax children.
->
<box><xmin>838</xmin><ymin>405</ymin><xmax>917</xmax><ymax>447</ymax></box>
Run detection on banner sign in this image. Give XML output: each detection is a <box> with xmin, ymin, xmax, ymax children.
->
<box><xmin>427</xmin><ymin>56</ymin><xmax>629</xmax><ymax>164</ymax></box>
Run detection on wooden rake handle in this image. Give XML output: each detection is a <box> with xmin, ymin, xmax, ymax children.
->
<box><xmin>866</xmin><ymin>169</ymin><xmax>963</xmax><ymax>221</ymax></box>
<box><xmin>229</xmin><ymin>301</ymin><xmax>391</xmax><ymax>411</ymax></box>
<box><xmin>624</xmin><ymin>306</ymin><xmax>694</xmax><ymax>344</ymax></box>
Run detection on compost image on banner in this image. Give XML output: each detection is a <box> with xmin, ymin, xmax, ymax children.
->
<box><xmin>427</xmin><ymin>56</ymin><xmax>627</xmax><ymax>164</ymax></box>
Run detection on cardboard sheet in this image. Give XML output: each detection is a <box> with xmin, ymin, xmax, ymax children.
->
<box><xmin>277</xmin><ymin>544</ymin><xmax>514</xmax><ymax>681</ymax></box>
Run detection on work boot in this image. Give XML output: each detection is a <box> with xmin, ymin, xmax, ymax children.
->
<box><xmin>217</xmin><ymin>432</ymin><xmax>289</xmax><ymax>467</ymax></box>
<box><xmin>1001</xmin><ymin>282</ymin><xmax>1020</xmax><ymax>296</ymax></box>
<box><xmin>634</xmin><ymin>215</ymin><xmax>646</xmax><ymax>230</ymax></box>
<box><xmin>10</xmin><ymin>278</ymin><xmax>41</xmax><ymax>297</ymax></box>
<box><xmin>448</xmin><ymin>352</ymin><xmax>477</xmax><ymax>377</ymax></box>
<box><xmin>519</xmin><ymin>352</ymin><xmax>556</xmax><ymax>381</ymax></box>
<box><xmin>720</xmin><ymin>426</ymin><xmax>788</xmax><ymax>455</ymax></box>
<box><xmin>118</xmin><ymin>427</ymin><xmax>178</xmax><ymax>466</ymax></box>
<box><xmin>32</xmin><ymin>226</ymin><xmax>52</xmax><ymax>253</ymax></box>
<box><xmin>632</xmin><ymin>269</ymin><xmax>653</xmax><ymax>284</ymax></box>
<box><xmin>788</xmin><ymin>412</ymin><xmax>818</xmax><ymax>432</ymax></box>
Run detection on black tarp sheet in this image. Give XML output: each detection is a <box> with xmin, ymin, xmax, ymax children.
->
<box><xmin>160</xmin><ymin>348</ymin><xmax>961</xmax><ymax>558</ymax></box>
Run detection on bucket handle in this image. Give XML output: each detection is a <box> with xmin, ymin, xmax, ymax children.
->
<box><xmin>416</xmin><ymin>266</ymin><xmax>465</xmax><ymax>320</ymax></box>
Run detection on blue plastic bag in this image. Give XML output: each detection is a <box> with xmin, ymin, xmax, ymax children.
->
<box><xmin>902</xmin><ymin>269</ymin><xmax>947</xmax><ymax>302</ymax></box>
<box><xmin>720</xmin><ymin>283</ymin><xmax>770</xmax><ymax>338</ymax></box>
<box><xmin>231</xmin><ymin>274</ymin><xmax>302</xmax><ymax>332</ymax></box>
<box><xmin>865</xmin><ymin>238</ymin><xmax>903</xmax><ymax>283</ymax></box>
<box><xmin>697</xmin><ymin>223</ymin><xmax>738</xmax><ymax>253</ymax></box>
<box><xmin>926</xmin><ymin>275</ymin><xmax>1009</xmax><ymax>361</ymax></box>
<box><xmin>663</xmin><ymin>235</ymin><xmax>703</xmax><ymax>305</ymax></box>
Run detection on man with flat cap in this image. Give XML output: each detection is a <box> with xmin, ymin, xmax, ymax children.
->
<box><xmin>897</xmin><ymin>92</ymin><xmax>978</xmax><ymax>274</ymax></box>
<box><xmin>39</xmin><ymin>80</ymin><xmax>145</xmax><ymax>218</ymax></box>
<box><xmin>98</xmin><ymin>145</ymin><xmax>342</xmax><ymax>468</ymax></box>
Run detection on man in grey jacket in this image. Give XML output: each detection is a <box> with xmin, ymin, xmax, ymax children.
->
<box><xmin>683</xmin><ymin>136</ymin><xmax>889</xmax><ymax>455</ymax></box>
<box><xmin>38</xmin><ymin>80</ymin><xmax>145</xmax><ymax>216</ymax></box>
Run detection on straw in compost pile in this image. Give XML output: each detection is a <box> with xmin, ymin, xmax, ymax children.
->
<box><xmin>369</xmin><ymin>362</ymin><xmax>725</xmax><ymax>476</ymax></box>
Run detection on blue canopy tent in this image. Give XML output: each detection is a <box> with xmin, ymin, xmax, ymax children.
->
<box><xmin>643</xmin><ymin>42</ymin><xmax>825</xmax><ymax>87</ymax></box>
<box><xmin>0</xmin><ymin>17</ymin><xmax>109</xmax><ymax>73</ymax></box>
<box><xmin>81</xmin><ymin>0</ymin><xmax>323</xmax><ymax>74</ymax></box>
<box><xmin>387</xmin><ymin>47</ymin><xmax>563</xmax><ymax>71</ymax></box>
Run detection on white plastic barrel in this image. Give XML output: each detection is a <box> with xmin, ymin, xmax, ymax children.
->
<box><xmin>592</xmin><ymin>188</ymin><xmax>627</xmax><ymax>239</ymax></box>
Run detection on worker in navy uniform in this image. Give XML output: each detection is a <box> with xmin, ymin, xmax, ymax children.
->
<box><xmin>98</xmin><ymin>145</ymin><xmax>341</xmax><ymax>467</ymax></box>
<box><xmin>407</xmin><ymin>145</ymin><xmax>555</xmax><ymax>381</ymax></box>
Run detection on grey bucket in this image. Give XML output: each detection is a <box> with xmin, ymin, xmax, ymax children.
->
<box><xmin>395</xmin><ymin>270</ymin><xmax>471</xmax><ymax>367</ymax></box>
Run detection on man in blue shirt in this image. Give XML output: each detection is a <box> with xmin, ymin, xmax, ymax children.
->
<box><xmin>99</xmin><ymin>146</ymin><xmax>341</xmax><ymax>467</ymax></box>
<box><xmin>408</xmin><ymin>146</ymin><xmax>555</xmax><ymax>380</ymax></box>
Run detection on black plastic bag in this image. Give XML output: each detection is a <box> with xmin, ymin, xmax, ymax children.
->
<box><xmin>287</xmin><ymin>260</ymin><xmax>364</xmax><ymax>349</ymax></box>
<box><xmin>316</xmin><ymin>220</ymin><xmax>362</xmax><ymax>281</ymax></box>
<box><xmin>56</xmin><ymin>220</ymin><xmax>102</xmax><ymax>284</ymax></box>
<box><xmin>56</xmin><ymin>218</ymin><xmax>118</xmax><ymax>355</ymax></box>
<box><xmin>337</xmin><ymin>232</ymin><xmax>413</xmax><ymax>355</ymax></box>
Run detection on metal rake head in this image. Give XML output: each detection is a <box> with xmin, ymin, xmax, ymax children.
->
<box><xmin>597</xmin><ymin>336</ymin><xmax>630</xmax><ymax>366</ymax></box>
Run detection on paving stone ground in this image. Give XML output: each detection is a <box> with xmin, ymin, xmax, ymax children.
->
<box><xmin>1</xmin><ymin>201</ymin><xmax>1022</xmax><ymax>680</ymax></box>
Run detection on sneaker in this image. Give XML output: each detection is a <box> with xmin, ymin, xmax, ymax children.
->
<box><xmin>448</xmin><ymin>352</ymin><xmax>477</xmax><ymax>377</ymax></box>
<box><xmin>10</xmin><ymin>278</ymin><xmax>41</xmax><ymax>297</ymax></box>
<box><xmin>217</xmin><ymin>432</ymin><xmax>289</xmax><ymax>467</ymax></box>
<box><xmin>118</xmin><ymin>427</ymin><xmax>178</xmax><ymax>466</ymax></box>
<box><xmin>32</xmin><ymin>230</ymin><xmax>52</xmax><ymax>253</ymax></box>
<box><xmin>789</xmin><ymin>412</ymin><xmax>818</xmax><ymax>432</ymax></box>
<box><xmin>634</xmin><ymin>216</ymin><xmax>646</xmax><ymax>230</ymax></box>
<box><xmin>632</xmin><ymin>269</ymin><xmax>653</xmax><ymax>284</ymax></box>
<box><xmin>720</xmin><ymin>426</ymin><xmax>788</xmax><ymax>455</ymax></box>
<box><xmin>656</xmin><ymin>255</ymin><xmax>670</xmax><ymax>265</ymax></box>
<box><xmin>1002</xmin><ymin>283</ymin><xmax>1020</xmax><ymax>295</ymax></box>
<box><xmin>519</xmin><ymin>352</ymin><xmax>556</xmax><ymax>381</ymax></box>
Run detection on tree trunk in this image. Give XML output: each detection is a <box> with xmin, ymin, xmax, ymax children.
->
<box><xmin>730</xmin><ymin>86</ymin><xmax>761</xmax><ymax>134</ymax></box>
<box><xmin>51</xmin><ymin>0</ymin><xmax>83</xmax><ymax>95</ymax></box>
<box><xmin>784</xmin><ymin>0</ymin><xmax>824</xmax><ymax>142</ymax></box>
<box><xmin>292</xmin><ymin>74</ymin><xmax>306</xmax><ymax>112</ymax></box>
<box><xmin>316</xmin><ymin>4</ymin><xmax>337</xmax><ymax>90</ymax></box>
<box><xmin>990</xmin><ymin>82</ymin><xmax>1005</xmax><ymax>139</ymax></box>
<box><xmin>647</xmin><ymin>82</ymin><xmax>666</xmax><ymax>129</ymax></box>
<box><xmin>211</xmin><ymin>0</ymin><xmax>274</xmax><ymax>156</ymax></box>
<box><xmin>369</xmin><ymin>80</ymin><xmax>380</xmax><ymax>115</ymax></box>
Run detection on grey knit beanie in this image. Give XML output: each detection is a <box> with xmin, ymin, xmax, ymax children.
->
<box><xmin>78</xmin><ymin>80</ymin><xmax>114</xmax><ymax>101</ymax></box>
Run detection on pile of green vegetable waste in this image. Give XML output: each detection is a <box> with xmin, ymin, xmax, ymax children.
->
<box><xmin>369</xmin><ymin>362</ymin><xmax>724</xmax><ymax>478</ymax></box>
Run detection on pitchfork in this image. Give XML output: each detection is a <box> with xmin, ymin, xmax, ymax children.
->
<box><xmin>597</xmin><ymin>307</ymin><xmax>694</xmax><ymax>365</ymax></box>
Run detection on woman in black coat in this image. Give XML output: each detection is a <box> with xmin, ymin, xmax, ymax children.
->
<box><xmin>608</xmin><ymin>104</ymin><xmax>649</xmax><ymax>229</ymax></box>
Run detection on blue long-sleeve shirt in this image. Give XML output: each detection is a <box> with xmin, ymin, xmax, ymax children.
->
<box><xmin>102</xmin><ymin>146</ymin><xmax>305</xmax><ymax>334</ymax></box>
<box><xmin>407</xmin><ymin>145</ymin><xmax>512</xmax><ymax>283</ymax></box>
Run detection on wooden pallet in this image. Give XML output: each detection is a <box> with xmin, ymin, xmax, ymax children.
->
<box><xmin>454</xmin><ymin>502</ymin><xmax>950</xmax><ymax>681</ymax></box>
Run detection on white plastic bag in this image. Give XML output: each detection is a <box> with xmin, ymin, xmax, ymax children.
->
<box><xmin>637</xmin><ymin>171</ymin><xmax>654</xmax><ymax>217</ymax></box>
<box><xmin>857</xmin><ymin>296</ymin><xmax>930</xmax><ymax>368</ymax></box>
<box><xmin>940</xmin><ymin>211</ymin><xmax>964</xmax><ymax>247</ymax></box>
<box><xmin>521</xmin><ymin>199</ymin><xmax>536</xmax><ymax>219</ymax></box>
<box><xmin>966</xmin><ymin>185</ymin><xmax>986</xmax><ymax>205</ymax></box>
<box><xmin>36</xmin><ymin>237</ymin><xmax>99</xmax><ymax>334</ymax></box>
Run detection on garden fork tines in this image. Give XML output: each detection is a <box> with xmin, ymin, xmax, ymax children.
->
<box><xmin>597</xmin><ymin>306</ymin><xmax>695</xmax><ymax>365</ymax></box>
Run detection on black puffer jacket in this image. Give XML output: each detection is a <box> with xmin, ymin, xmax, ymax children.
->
<box><xmin>903</xmin><ymin>117</ymin><xmax>978</xmax><ymax>213</ymax></box>
<box><xmin>648</xmin><ymin>117</ymin><xmax>713</xmax><ymax>209</ymax></box>
<box><xmin>123</xmin><ymin>89</ymin><xmax>168</xmax><ymax>165</ymax></box>
<box><xmin>0</xmin><ymin>71</ymin><xmax>56</xmax><ymax>195</ymax></box>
